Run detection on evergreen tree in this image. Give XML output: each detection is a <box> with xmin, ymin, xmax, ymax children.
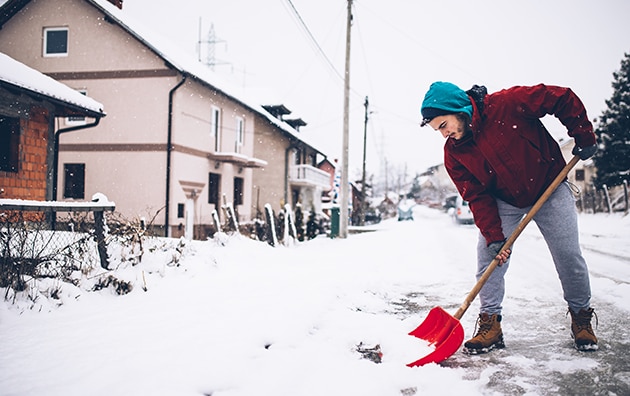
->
<box><xmin>592</xmin><ymin>52</ymin><xmax>630</xmax><ymax>189</ymax></box>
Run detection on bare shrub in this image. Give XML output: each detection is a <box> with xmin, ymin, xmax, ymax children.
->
<box><xmin>0</xmin><ymin>211</ymin><xmax>96</xmax><ymax>297</ymax></box>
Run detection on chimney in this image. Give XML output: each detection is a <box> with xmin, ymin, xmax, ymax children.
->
<box><xmin>107</xmin><ymin>0</ymin><xmax>123</xmax><ymax>9</ymax></box>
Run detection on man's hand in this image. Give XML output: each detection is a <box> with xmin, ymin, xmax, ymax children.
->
<box><xmin>488</xmin><ymin>239</ymin><xmax>511</xmax><ymax>266</ymax></box>
<box><xmin>572</xmin><ymin>144</ymin><xmax>597</xmax><ymax>160</ymax></box>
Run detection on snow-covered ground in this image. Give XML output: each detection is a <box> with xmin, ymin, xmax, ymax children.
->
<box><xmin>1</xmin><ymin>205</ymin><xmax>629</xmax><ymax>395</ymax></box>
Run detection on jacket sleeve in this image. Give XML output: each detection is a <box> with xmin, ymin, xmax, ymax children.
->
<box><xmin>445</xmin><ymin>153</ymin><xmax>505</xmax><ymax>245</ymax></box>
<box><xmin>509</xmin><ymin>84</ymin><xmax>596</xmax><ymax>147</ymax></box>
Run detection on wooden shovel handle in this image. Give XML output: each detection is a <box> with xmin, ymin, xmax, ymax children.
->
<box><xmin>453</xmin><ymin>155</ymin><xmax>581</xmax><ymax>320</ymax></box>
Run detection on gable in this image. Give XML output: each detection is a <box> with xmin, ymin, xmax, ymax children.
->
<box><xmin>0</xmin><ymin>0</ymin><xmax>327</xmax><ymax>156</ymax></box>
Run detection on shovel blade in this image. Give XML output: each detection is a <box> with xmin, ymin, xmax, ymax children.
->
<box><xmin>407</xmin><ymin>306</ymin><xmax>464</xmax><ymax>367</ymax></box>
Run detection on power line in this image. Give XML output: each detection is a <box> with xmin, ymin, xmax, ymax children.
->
<box><xmin>353</xmin><ymin>7</ymin><xmax>376</xmax><ymax>102</ymax></box>
<box><xmin>283</xmin><ymin>0</ymin><xmax>345</xmax><ymax>82</ymax></box>
<box><xmin>353</xmin><ymin>2</ymin><xmax>481</xmax><ymax>82</ymax></box>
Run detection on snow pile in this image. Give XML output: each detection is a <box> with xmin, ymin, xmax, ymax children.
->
<box><xmin>0</xmin><ymin>206</ymin><xmax>628</xmax><ymax>395</ymax></box>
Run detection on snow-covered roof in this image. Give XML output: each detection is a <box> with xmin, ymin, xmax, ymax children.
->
<box><xmin>87</xmin><ymin>0</ymin><xmax>326</xmax><ymax>156</ymax></box>
<box><xmin>0</xmin><ymin>51</ymin><xmax>105</xmax><ymax>117</ymax></box>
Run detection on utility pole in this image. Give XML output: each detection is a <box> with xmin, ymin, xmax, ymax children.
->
<box><xmin>197</xmin><ymin>18</ymin><xmax>229</xmax><ymax>70</ymax></box>
<box><xmin>359</xmin><ymin>96</ymin><xmax>369</xmax><ymax>226</ymax></box>
<box><xmin>205</xmin><ymin>24</ymin><xmax>222</xmax><ymax>69</ymax></box>
<box><xmin>339</xmin><ymin>0</ymin><xmax>352</xmax><ymax>238</ymax></box>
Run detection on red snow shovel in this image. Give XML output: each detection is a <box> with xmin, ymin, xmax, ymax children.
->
<box><xmin>407</xmin><ymin>155</ymin><xmax>581</xmax><ymax>367</ymax></box>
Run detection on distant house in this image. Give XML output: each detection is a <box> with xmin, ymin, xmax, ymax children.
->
<box><xmin>417</xmin><ymin>163</ymin><xmax>457</xmax><ymax>203</ymax></box>
<box><xmin>0</xmin><ymin>52</ymin><xmax>105</xmax><ymax>202</ymax></box>
<box><xmin>0</xmin><ymin>0</ymin><xmax>328</xmax><ymax>239</ymax></box>
<box><xmin>559</xmin><ymin>137</ymin><xmax>595</xmax><ymax>191</ymax></box>
<box><xmin>317</xmin><ymin>158</ymin><xmax>337</xmax><ymax>204</ymax></box>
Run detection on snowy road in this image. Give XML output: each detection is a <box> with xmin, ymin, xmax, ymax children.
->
<box><xmin>436</xmin><ymin>236</ymin><xmax>630</xmax><ymax>395</ymax></box>
<box><xmin>0</xmin><ymin>205</ymin><xmax>628</xmax><ymax>395</ymax></box>
<box><xmin>396</xmin><ymin>210</ymin><xmax>630</xmax><ymax>395</ymax></box>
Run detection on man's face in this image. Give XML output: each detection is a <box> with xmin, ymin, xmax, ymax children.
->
<box><xmin>428</xmin><ymin>114</ymin><xmax>467</xmax><ymax>140</ymax></box>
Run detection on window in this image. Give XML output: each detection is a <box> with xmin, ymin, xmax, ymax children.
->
<box><xmin>211</xmin><ymin>107</ymin><xmax>221</xmax><ymax>151</ymax></box>
<box><xmin>293</xmin><ymin>148</ymin><xmax>301</xmax><ymax>165</ymax></box>
<box><xmin>233</xmin><ymin>177</ymin><xmax>244</xmax><ymax>206</ymax></box>
<box><xmin>208</xmin><ymin>172</ymin><xmax>221</xmax><ymax>205</ymax></box>
<box><xmin>44</xmin><ymin>27</ymin><xmax>69</xmax><ymax>57</ymax></box>
<box><xmin>575</xmin><ymin>169</ymin><xmax>585</xmax><ymax>182</ymax></box>
<box><xmin>63</xmin><ymin>163</ymin><xmax>85</xmax><ymax>199</ymax></box>
<box><xmin>177</xmin><ymin>203</ymin><xmax>185</xmax><ymax>218</ymax></box>
<box><xmin>235</xmin><ymin>117</ymin><xmax>244</xmax><ymax>153</ymax></box>
<box><xmin>66</xmin><ymin>90</ymin><xmax>88</xmax><ymax>125</ymax></box>
<box><xmin>0</xmin><ymin>116</ymin><xmax>20</xmax><ymax>173</ymax></box>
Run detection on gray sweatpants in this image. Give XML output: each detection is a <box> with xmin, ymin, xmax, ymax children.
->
<box><xmin>476</xmin><ymin>182</ymin><xmax>592</xmax><ymax>315</ymax></box>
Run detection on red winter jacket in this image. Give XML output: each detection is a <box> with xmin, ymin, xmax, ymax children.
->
<box><xmin>444</xmin><ymin>84</ymin><xmax>596</xmax><ymax>245</ymax></box>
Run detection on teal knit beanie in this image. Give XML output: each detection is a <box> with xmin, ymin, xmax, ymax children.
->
<box><xmin>420</xmin><ymin>82</ymin><xmax>473</xmax><ymax>126</ymax></box>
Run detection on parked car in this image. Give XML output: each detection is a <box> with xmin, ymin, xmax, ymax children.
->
<box><xmin>451</xmin><ymin>195</ymin><xmax>474</xmax><ymax>224</ymax></box>
<box><xmin>397</xmin><ymin>199</ymin><xmax>415</xmax><ymax>221</ymax></box>
<box><xmin>442</xmin><ymin>194</ymin><xmax>458</xmax><ymax>212</ymax></box>
<box><xmin>364</xmin><ymin>208</ymin><xmax>382</xmax><ymax>225</ymax></box>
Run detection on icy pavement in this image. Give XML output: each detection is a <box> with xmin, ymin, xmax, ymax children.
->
<box><xmin>396</xmin><ymin>210</ymin><xmax>630</xmax><ymax>395</ymax></box>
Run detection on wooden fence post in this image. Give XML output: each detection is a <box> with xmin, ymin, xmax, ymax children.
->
<box><xmin>93</xmin><ymin>210</ymin><xmax>110</xmax><ymax>269</ymax></box>
<box><xmin>211</xmin><ymin>209</ymin><xmax>221</xmax><ymax>234</ymax></box>
<box><xmin>264</xmin><ymin>204</ymin><xmax>277</xmax><ymax>247</ymax></box>
<box><xmin>624</xmin><ymin>180</ymin><xmax>629</xmax><ymax>215</ymax></box>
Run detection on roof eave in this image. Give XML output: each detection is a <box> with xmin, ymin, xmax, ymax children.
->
<box><xmin>0</xmin><ymin>0</ymin><xmax>31</xmax><ymax>28</ymax></box>
<box><xmin>0</xmin><ymin>79</ymin><xmax>106</xmax><ymax>118</ymax></box>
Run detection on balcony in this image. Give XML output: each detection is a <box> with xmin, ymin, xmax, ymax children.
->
<box><xmin>207</xmin><ymin>152</ymin><xmax>267</xmax><ymax>168</ymax></box>
<box><xmin>289</xmin><ymin>164</ymin><xmax>331</xmax><ymax>189</ymax></box>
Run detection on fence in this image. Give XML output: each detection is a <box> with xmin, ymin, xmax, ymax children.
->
<box><xmin>576</xmin><ymin>181</ymin><xmax>629</xmax><ymax>215</ymax></box>
<box><xmin>0</xmin><ymin>194</ymin><xmax>116</xmax><ymax>279</ymax></box>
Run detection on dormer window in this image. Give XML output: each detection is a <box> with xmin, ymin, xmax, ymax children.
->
<box><xmin>43</xmin><ymin>27</ymin><xmax>69</xmax><ymax>57</ymax></box>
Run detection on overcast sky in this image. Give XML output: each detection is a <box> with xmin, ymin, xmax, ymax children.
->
<box><xmin>124</xmin><ymin>0</ymin><xmax>630</xmax><ymax>184</ymax></box>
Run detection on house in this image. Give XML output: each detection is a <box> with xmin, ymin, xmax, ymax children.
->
<box><xmin>253</xmin><ymin>104</ymin><xmax>330</xmax><ymax>219</ymax></box>
<box><xmin>559</xmin><ymin>137</ymin><xmax>603</xmax><ymax>211</ymax></box>
<box><xmin>417</xmin><ymin>163</ymin><xmax>457</xmax><ymax>204</ymax></box>
<box><xmin>559</xmin><ymin>137</ymin><xmax>595</xmax><ymax>191</ymax></box>
<box><xmin>0</xmin><ymin>0</ymin><xmax>329</xmax><ymax>239</ymax></box>
<box><xmin>317</xmin><ymin>158</ymin><xmax>337</xmax><ymax>204</ymax></box>
<box><xmin>0</xmin><ymin>51</ymin><xmax>105</xmax><ymax>202</ymax></box>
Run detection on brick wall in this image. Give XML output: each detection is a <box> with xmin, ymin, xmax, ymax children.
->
<box><xmin>0</xmin><ymin>106</ymin><xmax>50</xmax><ymax>200</ymax></box>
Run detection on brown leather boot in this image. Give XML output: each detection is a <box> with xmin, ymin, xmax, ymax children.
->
<box><xmin>463</xmin><ymin>313</ymin><xmax>505</xmax><ymax>354</ymax></box>
<box><xmin>569</xmin><ymin>308</ymin><xmax>598</xmax><ymax>351</ymax></box>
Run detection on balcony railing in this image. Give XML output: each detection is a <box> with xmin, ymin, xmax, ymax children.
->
<box><xmin>289</xmin><ymin>164</ymin><xmax>331</xmax><ymax>189</ymax></box>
